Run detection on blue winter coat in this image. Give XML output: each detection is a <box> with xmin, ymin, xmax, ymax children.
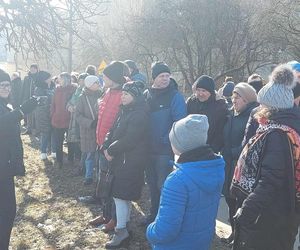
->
<box><xmin>144</xmin><ymin>81</ymin><xmax>187</xmax><ymax>155</ymax></box>
<box><xmin>146</xmin><ymin>155</ymin><xmax>225</xmax><ymax>250</ymax></box>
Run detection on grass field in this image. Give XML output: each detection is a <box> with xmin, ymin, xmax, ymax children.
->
<box><xmin>10</xmin><ymin>134</ymin><xmax>230</xmax><ymax>250</ymax></box>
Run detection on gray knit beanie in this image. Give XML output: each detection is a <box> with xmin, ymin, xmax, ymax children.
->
<box><xmin>257</xmin><ymin>64</ymin><xmax>296</xmax><ymax>109</ymax></box>
<box><xmin>169</xmin><ymin>114</ymin><xmax>209</xmax><ymax>154</ymax></box>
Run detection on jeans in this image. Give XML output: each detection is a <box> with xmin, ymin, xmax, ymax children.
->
<box><xmin>0</xmin><ymin>178</ymin><xmax>16</xmax><ymax>250</ymax></box>
<box><xmin>40</xmin><ymin>131</ymin><xmax>56</xmax><ymax>154</ymax></box>
<box><xmin>113</xmin><ymin>198</ymin><xmax>132</xmax><ymax>229</ymax></box>
<box><xmin>53</xmin><ymin>128</ymin><xmax>68</xmax><ymax>164</ymax></box>
<box><xmin>85</xmin><ymin>152</ymin><xmax>95</xmax><ymax>179</ymax></box>
<box><xmin>145</xmin><ymin>154</ymin><xmax>173</xmax><ymax>220</ymax></box>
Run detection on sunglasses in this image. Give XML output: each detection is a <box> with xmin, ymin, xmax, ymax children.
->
<box><xmin>0</xmin><ymin>83</ymin><xmax>11</xmax><ymax>89</ymax></box>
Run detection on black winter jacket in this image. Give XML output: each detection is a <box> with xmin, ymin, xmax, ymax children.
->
<box><xmin>34</xmin><ymin>82</ymin><xmax>53</xmax><ymax>134</ymax></box>
<box><xmin>235</xmin><ymin>108</ymin><xmax>300</xmax><ymax>227</ymax></box>
<box><xmin>0</xmin><ymin>97</ymin><xmax>25</xmax><ymax>180</ymax></box>
<box><xmin>187</xmin><ymin>94</ymin><xmax>228</xmax><ymax>153</ymax></box>
<box><xmin>10</xmin><ymin>77</ymin><xmax>22</xmax><ymax>108</ymax></box>
<box><xmin>222</xmin><ymin>102</ymin><xmax>258</xmax><ymax>196</ymax></box>
<box><xmin>104</xmin><ymin>97</ymin><xmax>150</xmax><ymax>201</ymax></box>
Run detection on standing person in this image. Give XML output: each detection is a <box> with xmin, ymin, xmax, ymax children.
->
<box><xmin>187</xmin><ymin>75</ymin><xmax>228</xmax><ymax>153</ymax></box>
<box><xmin>221</xmin><ymin>81</ymin><xmax>235</xmax><ymax>109</ymax></box>
<box><xmin>75</xmin><ymin>75</ymin><xmax>101</xmax><ymax>185</ymax></box>
<box><xmin>103</xmin><ymin>81</ymin><xmax>149</xmax><ymax>248</ymax></box>
<box><xmin>221</xmin><ymin>83</ymin><xmax>258</xmax><ymax>245</ymax></box>
<box><xmin>231</xmin><ymin>64</ymin><xmax>300</xmax><ymax>250</ymax></box>
<box><xmin>67</xmin><ymin>73</ymin><xmax>89</xmax><ymax>167</ymax></box>
<box><xmin>85</xmin><ymin>65</ymin><xmax>97</xmax><ymax>76</ymax></box>
<box><xmin>10</xmin><ymin>72</ymin><xmax>22</xmax><ymax>109</ymax></box>
<box><xmin>0</xmin><ymin>69</ymin><xmax>38</xmax><ymax>250</ymax></box>
<box><xmin>51</xmin><ymin>72</ymin><xmax>77</xmax><ymax>168</ymax></box>
<box><xmin>247</xmin><ymin>73</ymin><xmax>264</xmax><ymax>93</ymax></box>
<box><xmin>34</xmin><ymin>71</ymin><xmax>56</xmax><ymax>160</ymax></box>
<box><xmin>124</xmin><ymin>60</ymin><xmax>147</xmax><ymax>84</ymax></box>
<box><xmin>146</xmin><ymin>114</ymin><xmax>225</xmax><ymax>250</ymax></box>
<box><xmin>141</xmin><ymin>61</ymin><xmax>187</xmax><ymax>226</ymax></box>
<box><xmin>21</xmin><ymin>63</ymin><xmax>39</xmax><ymax>134</ymax></box>
<box><xmin>88</xmin><ymin>61</ymin><xmax>128</xmax><ymax>231</ymax></box>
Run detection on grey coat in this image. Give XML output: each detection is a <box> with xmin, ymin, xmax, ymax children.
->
<box><xmin>75</xmin><ymin>88</ymin><xmax>100</xmax><ymax>153</ymax></box>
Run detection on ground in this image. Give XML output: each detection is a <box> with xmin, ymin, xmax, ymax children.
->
<box><xmin>10</xmin><ymin>134</ymin><xmax>231</xmax><ymax>250</ymax></box>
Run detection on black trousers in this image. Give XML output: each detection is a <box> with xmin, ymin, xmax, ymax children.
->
<box><xmin>67</xmin><ymin>142</ymin><xmax>81</xmax><ymax>162</ymax></box>
<box><xmin>0</xmin><ymin>178</ymin><xmax>16</xmax><ymax>250</ymax></box>
<box><xmin>53</xmin><ymin>128</ymin><xmax>68</xmax><ymax>164</ymax></box>
<box><xmin>233</xmin><ymin>214</ymin><xmax>299</xmax><ymax>250</ymax></box>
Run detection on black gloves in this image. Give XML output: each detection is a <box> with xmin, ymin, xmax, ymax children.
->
<box><xmin>90</xmin><ymin>119</ymin><xmax>98</xmax><ymax>129</ymax></box>
<box><xmin>20</xmin><ymin>97</ymin><xmax>38</xmax><ymax>115</ymax></box>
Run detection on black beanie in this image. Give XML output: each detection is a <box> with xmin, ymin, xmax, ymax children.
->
<box><xmin>195</xmin><ymin>75</ymin><xmax>215</xmax><ymax>94</ymax></box>
<box><xmin>151</xmin><ymin>62</ymin><xmax>171</xmax><ymax>80</ymax></box>
<box><xmin>103</xmin><ymin>61</ymin><xmax>127</xmax><ymax>84</ymax></box>
<box><xmin>122</xmin><ymin>81</ymin><xmax>145</xmax><ymax>98</ymax></box>
<box><xmin>0</xmin><ymin>69</ymin><xmax>11</xmax><ymax>83</ymax></box>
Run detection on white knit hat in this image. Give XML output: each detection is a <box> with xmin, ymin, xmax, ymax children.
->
<box><xmin>84</xmin><ymin>75</ymin><xmax>99</xmax><ymax>88</ymax></box>
<box><xmin>257</xmin><ymin>64</ymin><xmax>296</xmax><ymax>109</ymax></box>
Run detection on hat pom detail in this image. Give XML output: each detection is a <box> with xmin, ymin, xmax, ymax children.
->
<box><xmin>270</xmin><ymin>64</ymin><xmax>296</xmax><ymax>89</ymax></box>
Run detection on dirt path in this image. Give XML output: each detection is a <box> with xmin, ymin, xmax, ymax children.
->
<box><xmin>10</xmin><ymin>135</ymin><xmax>231</xmax><ymax>250</ymax></box>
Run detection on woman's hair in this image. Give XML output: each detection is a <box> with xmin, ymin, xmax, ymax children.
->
<box><xmin>59</xmin><ymin>72</ymin><xmax>71</xmax><ymax>86</ymax></box>
<box><xmin>254</xmin><ymin>106</ymin><xmax>279</xmax><ymax>120</ymax></box>
<box><xmin>85</xmin><ymin>65</ymin><xmax>97</xmax><ymax>75</ymax></box>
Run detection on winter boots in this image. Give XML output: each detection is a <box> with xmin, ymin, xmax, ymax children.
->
<box><xmin>105</xmin><ymin>228</ymin><xmax>130</xmax><ymax>249</ymax></box>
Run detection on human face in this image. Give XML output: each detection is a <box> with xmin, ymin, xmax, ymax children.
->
<box><xmin>121</xmin><ymin>91</ymin><xmax>134</xmax><ymax>105</ymax></box>
<box><xmin>78</xmin><ymin>79</ymin><xmax>84</xmax><ymax>87</ymax></box>
<box><xmin>232</xmin><ymin>92</ymin><xmax>247</xmax><ymax>113</ymax></box>
<box><xmin>196</xmin><ymin>88</ymin><xmax>211</xmax><ymax>102</ymax></box>
<box><xmin>295</xmin><ymin>71</ymin><xmax>300</xmax><ymax>83</ymax></box>
<box><xmin>0</xmin><ymin>81</ymin><xmax>11</xmax><ymax>98</ymax></box>
<box><xmin>103</xmin><ymin>74</ymin><xmax>116</xmax><ymax>88</ymax></box>
<box><xmin>152</xmin><ymin>72</ymin><xmax>170</xmax><ymax>89</ymax></box>
<box><xmin>89</xmin><ymin>82</ymin><xmax>100</xmax><ymax>91</ymax></box>
<box><xmin>30</xmin><ymin>66</ymin><xmax>38</xmax><ymax>74</ymax></box>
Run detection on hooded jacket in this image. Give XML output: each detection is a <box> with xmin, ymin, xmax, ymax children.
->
<box><xmin>147</xmin><ymin>146</ymin><xmax>225</xmax><ymax>250</ymax></box>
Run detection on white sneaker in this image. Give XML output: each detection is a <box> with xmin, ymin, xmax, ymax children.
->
<box><xmin>40</xmin><ymin>153</ymin><xmax>47</xmax><ymax>160</ymax></box>
<box><xmin>50</xmin><ymin>153</ymin><xmax>56</xmax><ymax>159</ymax></box>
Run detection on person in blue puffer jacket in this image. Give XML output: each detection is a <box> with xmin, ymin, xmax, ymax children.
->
<box><xmin>147</xmin><ymin>114</ymin><xmax>225</xmax><ymax>250</ymax></box>
<box><xmin>142</xmin><ymin>62</ymin><xmax>187</xmax><ymax>226</ymax></box>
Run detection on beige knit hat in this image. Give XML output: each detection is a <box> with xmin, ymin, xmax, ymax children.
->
<box><xmin>233</xmin><ymin>82</ymin><xmax>257</xmax><ymax>103</ymax></box>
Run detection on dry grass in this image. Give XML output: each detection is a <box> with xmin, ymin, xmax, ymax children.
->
<box><xmin>10</xmin><ymin>134</ymin><xmax>230</xmax><ymax>250</ymax></box>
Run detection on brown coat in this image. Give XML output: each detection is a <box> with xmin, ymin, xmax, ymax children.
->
<box><xmin>75</xmin><ymin>88</ymin><xmax>100</xmax><ymax>153</ymax></box>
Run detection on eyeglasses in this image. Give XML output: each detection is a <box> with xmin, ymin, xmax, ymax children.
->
<box><xmin>0</xmin><ymin>83</ymin><xmax>11</xmax><ymax>89</ymax></box>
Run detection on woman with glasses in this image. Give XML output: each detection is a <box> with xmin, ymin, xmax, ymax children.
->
<box><xmin>0</xmin><ymin>69</ymin><xmax>37</xmax><ymax>249</ymax></box>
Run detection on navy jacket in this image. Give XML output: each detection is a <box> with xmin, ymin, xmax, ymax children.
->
<box><xmin>147</xmin><ymin>146</ymin><xmax>225</xmax><ymax>250</ymax></box>
<box><xmin>144</xmin><ymin>81</ymin><xmax>187</xmax><ymax>155</ymax></box>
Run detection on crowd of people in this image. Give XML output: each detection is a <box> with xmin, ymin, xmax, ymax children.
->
<box><xmin>1</xmin><ymin>59</ymin><xmax>300</xmax><ymax>250</ymax></box>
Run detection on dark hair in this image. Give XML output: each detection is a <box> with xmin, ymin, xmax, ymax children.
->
<box><xmin>225</xmin><ymin>76</ymin><xmax>233</xmax><ymax>82</ymax></box>
<box><xmin>85</xmin><ymin>65</ymin><xmax>97</xmax><ymax>75</ymax></box>
<box><xmin>30</xmin><ymin>64</ymin><xmax>39</xmax><ymax>70</ymax></box>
